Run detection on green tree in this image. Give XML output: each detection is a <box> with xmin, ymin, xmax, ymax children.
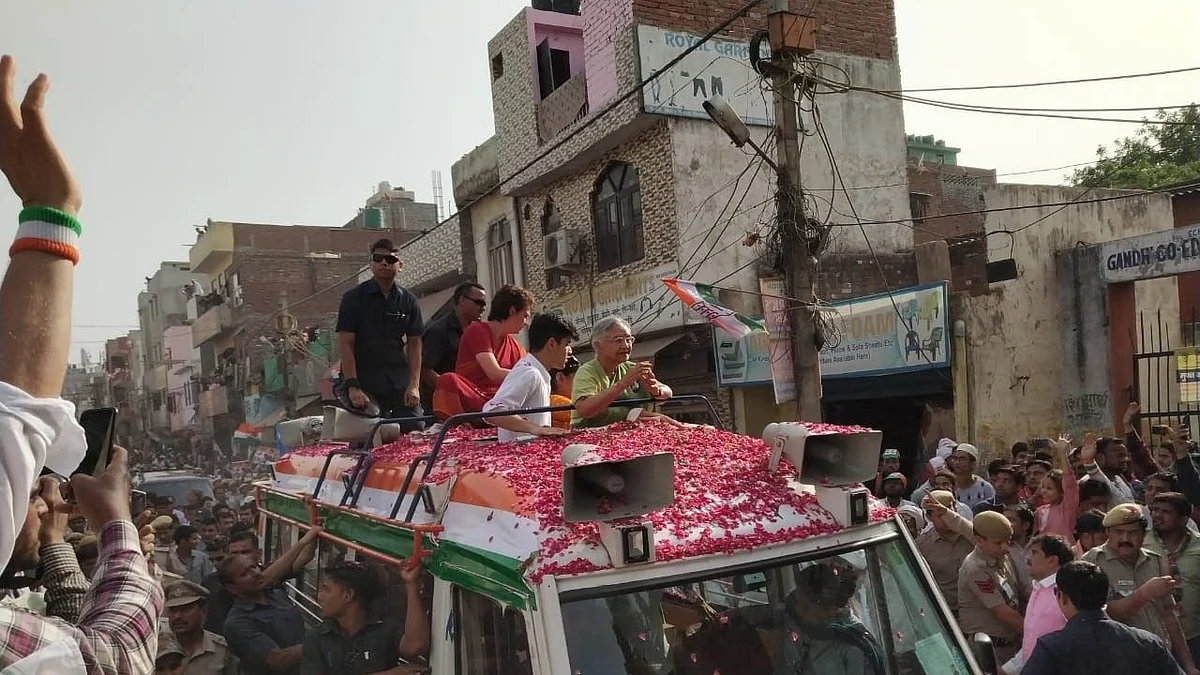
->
<box><xmin>1071</xmin><ymin>104</ymin><xmax>1200</xmax><ymax>190</ymax></box>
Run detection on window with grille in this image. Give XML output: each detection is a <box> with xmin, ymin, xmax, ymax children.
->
<box><xmin>909</xmin><ymin>192</ymin><xmax>932</xmax><ymax>225</ymax></box>
<box><xmin>488</xmin><ymin>219</ymin><xmax>515</xmax><ymax>292</ymax></box>
<box><xmin>542</xmin><ymin>201</ymin><xmax>567</xmax><ymax>290</ymax></box>
<box><xmin>592</xmin><ymin>162</ymin><xmax>644</xmax><ymax>272</ymax></box>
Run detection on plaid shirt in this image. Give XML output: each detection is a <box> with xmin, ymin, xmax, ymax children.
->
<box><xmin>0</xmin><ymin>520</ymin><xmax>164</xmax><ymax>674</ymax></box>
<box><xmin>38</xmin><ymin>541</ymin><xmax>89</xmax><ymax>624</ymax></box>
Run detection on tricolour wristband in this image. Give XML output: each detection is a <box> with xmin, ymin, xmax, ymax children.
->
<box><xmin>10</xmin><ymin>207</ymin><xmax>81</xmax><ymax>265</ymax></box>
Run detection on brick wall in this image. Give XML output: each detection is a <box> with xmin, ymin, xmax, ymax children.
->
<box><xmin>907</xmin><ymin>162</ymin><xmax>996</xmax><ymax>295</ymax></box>
<box><xmin>518</xmin><ymin>120</ymin><xmax>677</xmax><ymax>307</ymax></box>
<box><xmin>342</xmin><ymin>198</ymin><xmax>437</xmax><ymax>243</ymax></box>
<box><xmin>1173</xmin><ymin>190</ymin><xmax>1200</xmax><ymax>320</ymax></box>
<box><xmin>232</xmin><ymin>223</ymin><xmax>389</xmax><ymax>257</ymax></box>
<box><xmin>632</xmin><ymin>0</ymin><xmax>896</xmax><ymax>61</ymax></box>
<box><xmin>814</xmin><ymin>252</ymin><xmax>918</xmax><ymax>302</ymax></box>
<box><xmin>582</xmin><ymin>0</ymin><xmax>635</xmax><ymax>108</ymax></box>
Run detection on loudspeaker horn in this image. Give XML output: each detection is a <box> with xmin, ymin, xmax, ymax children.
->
<box><xmin>561</xmin><ymin>444</ymin><xmax>675</xmax><ymax>523</ymax></box>
<box><xmin>321</xmin><ymin>406</ymin><xmax>403</xmax><ymax>445</ymax></box>
<box><xmin>762</xmin><ymin>422</ymin><xmax>882</xmax><ymax>487</ymax></box>
<box><xmin>275</xmin><ymin>416</ymin><xmax>324</xmax><ymax>449</ymax></box>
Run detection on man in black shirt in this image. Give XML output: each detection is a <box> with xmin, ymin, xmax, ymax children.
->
<box><xmin>419</xmin><ymin>282</ymin><xmax>486</xmax><ymax>412</ymax></box>
<box><xmin>1024</xmin><ymin>560</ymin><xmax>1187</xmax><ymax>675</ymax></box>
<box><xmin>336</xmin><ymin>239</ymin><xmax>425</xmax><ymax>424</ymax></box>
<box><xmin>300</xmin><ymin>560</ymin><xmax>430</xmax><ymax>675</ymax></box>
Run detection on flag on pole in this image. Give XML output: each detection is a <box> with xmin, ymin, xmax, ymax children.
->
<box><xmin>662</xmin><ymin>278</ymin><xmax>767</xmax><ymax>339</ymax></box>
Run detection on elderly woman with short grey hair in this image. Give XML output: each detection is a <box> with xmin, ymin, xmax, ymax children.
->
<box><xmin>571</xmin><ymin>316</ymin><xmax>674</xmax><ymax>427</ymax></box>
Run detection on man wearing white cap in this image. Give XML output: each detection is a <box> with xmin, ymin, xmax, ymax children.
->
<box><xmin>948</xmin><ymin>443</ymin><xmax>996</xmax><ymax>510</ymax></box>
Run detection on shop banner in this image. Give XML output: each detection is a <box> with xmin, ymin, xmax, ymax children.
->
<box><xmin>819</xmin><ymin>282</ymin><xmax>950</xmax><ymax>378</ymax></box>
<box><xmin>713</xmin><ymin>320</ymin><xmax>773</xmax><ymax>387</ymax></box>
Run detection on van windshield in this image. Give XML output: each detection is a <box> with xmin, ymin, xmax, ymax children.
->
<box><xmin>559</xmin><ymin>537</ymin><xmax>973</xmax><ymax>675</ymax></box>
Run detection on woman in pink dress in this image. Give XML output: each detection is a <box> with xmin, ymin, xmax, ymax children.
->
<box><xmin>433</xmin><ymin>285</ymin><xmax>532</xmax><ymax>420</ymax></box>
<box><xmin>1034</xmin><ymin>435</ymin><xmax>1081</xmax><ymax>544</ymax></box>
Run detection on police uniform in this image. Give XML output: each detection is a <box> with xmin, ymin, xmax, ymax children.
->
<box><xmin>163</xmin><ymin>580</ymin><xmax>240</xmax><ymax>675</ymax></box>
<box><xmin>915</xmin><ymin>490</ymin><xmax>975</xmax><ymax>609</ymax></box>
<box><xmin>1082</xmin><ymin>503</ymin><xmax>1176</xmax><ymax>640</ymax></box>
<box><xmin>957</xmin><ymin>511</ymin><xmax>1022</xmax><ymax>664</ymax></box>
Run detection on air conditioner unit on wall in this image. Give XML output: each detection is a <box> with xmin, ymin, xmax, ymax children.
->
<box><xmin>545</xmin><ymin>229</ymin><xmax>582</xmax><ymax>271</ymax></box>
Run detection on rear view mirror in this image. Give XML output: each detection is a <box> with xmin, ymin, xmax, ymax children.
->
<box><xmin>971</xmin><ymin>633</ymin><xmax>999</xmax><ymax>675</ymax></box>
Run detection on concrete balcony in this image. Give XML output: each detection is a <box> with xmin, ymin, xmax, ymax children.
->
<box><xmin>143</xmin><ymin>365</ymin><xmax>168</xmax><ymax>392</ymax></box>
<box><xmin>189</xmin><ymin>221</ymin><xmax>234</xmax><ymax>276</ymax></box>
<box><xmin>192</xmin><ymin>304</ymin><xmax>234</xmax><ymax>346</ymax></box>
<box><xmin>198</xmin><ymin>386</ymin><xmax>229</xmax><ymax>418</ymax></box>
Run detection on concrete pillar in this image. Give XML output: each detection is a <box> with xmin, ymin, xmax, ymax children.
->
<box><xmin>952</xmin><ymin>319</ymin><xmax>970</xmax><ymax>442</ymax></box>
<box><xmin>1057</xmin><ymin>246</ymin><xmax>1115</xmax><ymax>436</ymax></box>
<box><xmin>1108</xmin><ymin>282</ymin><xmax>1137</xmax><ymax>429</ymax></box>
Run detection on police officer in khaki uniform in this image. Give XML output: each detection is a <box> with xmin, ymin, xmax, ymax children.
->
<box><xmin>957</xmin><ymin>510</ymin><xmax>1024</xmax><ymax>665</ymax></box>
<box><xmin>164</xmin><ymin>580</ymin><xmax>239</xmax><ymax>675</ymax></box>
<box><xmin>1082</xmin><ymin>503</ymin><xmax>1200</xmax><ymax>675</ymax></box>
<box><xmin>916</xmin><ymin>490</ymin><xmax>975</xmax><ymax>610</ymax></box>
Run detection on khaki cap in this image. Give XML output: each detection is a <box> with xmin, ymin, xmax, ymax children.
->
<box><xmin>151</xmin><ymin>515</ymin><xmax>175</xmax><ymax>530</ymax></box>
<box><xmin>163</xmin><ymin>580</ymin><xmax>209</xmax><ymax>608</ymax></box>
<box><xmin>157</xmin><ymin>631</ymin><xmax>185</xmax><ymax>660</ymax></box>
<box><xmin>928</xmin><ymin>490</ymin><xmax>955</xmax><ymax>508</ymax></box>
<box><xmin>1103</xmin><ymin>502</ymin><xmax>1145</xmax><ymax>528</ymax></box>
<box><xmin>973</xmin><ymin>510</ymin><xmax>1013</xmax><ymax>540</ymax></box>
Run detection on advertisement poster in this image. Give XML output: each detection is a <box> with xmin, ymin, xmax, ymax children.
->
<box><xmin>819</xmin><ymin>283</ymin><xmax>950</xmax><ymax>378</ymax></box>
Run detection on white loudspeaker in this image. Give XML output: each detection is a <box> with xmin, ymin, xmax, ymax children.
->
<box><xmin>702</xmin><ymin>95</ymin><xmax>751</xmax><ymax>147</ymax></box>
<box><xmin>561</xmin><ymin>444</ymin><xmax>675</xmax><ymax>523</ymax></box>
<box><xmin>276</xmin><ymin>416</ymin><xmax>324</xmax><ymax>449</ymax></box>
<box><xmin>321</xmin><ymin>406</ymin><xmax>403</xmax><ymax>445</ymax></box>
<box><xmin>762</xmin><ymin>422</ymin><xmax>882</xmax><ymax>487</ymax></box>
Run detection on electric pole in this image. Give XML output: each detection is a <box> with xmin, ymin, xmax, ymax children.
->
<box><xmin>767</xmin><ymin>3</ymin><xmax>823</xmax><ymax>422</ymax></box>
<box><xmin>277</xmin><ymin>292</ymin><xmax>297</xmax><ymax>419</ymax></box>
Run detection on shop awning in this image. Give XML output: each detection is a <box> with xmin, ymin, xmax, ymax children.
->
<box><xmin>418</xmin><ymin>286</ymin><xmax>458</xmax><ymax>322</ymax></box>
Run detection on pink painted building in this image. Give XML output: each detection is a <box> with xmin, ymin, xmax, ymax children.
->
<box><xmin>162</xmin><ymin>325</ymin><xmax>199</xmax><ymax>433</ymax></box>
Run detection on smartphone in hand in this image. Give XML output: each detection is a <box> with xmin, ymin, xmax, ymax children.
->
<box><xmin>77</xmin><ymin>407</ymin><xmax>118</xmax><ymax>477</ymax></box>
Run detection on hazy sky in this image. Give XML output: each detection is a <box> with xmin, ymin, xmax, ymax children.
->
<box><xmin>1</xmin><ymin>1</ymin><xmax>1197</xmax><ymax>362</ymax></box>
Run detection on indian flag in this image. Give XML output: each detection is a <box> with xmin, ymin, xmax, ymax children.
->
<box><xmin>662</xmin><ymin>278</ymin><xmax>767</xmax><ymax>339</ymax></box>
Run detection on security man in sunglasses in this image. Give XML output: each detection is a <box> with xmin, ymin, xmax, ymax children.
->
<box><xmin>336</xmin><ymin>239</ymin><xmax>425</xmax><ymax>428</ymax></box>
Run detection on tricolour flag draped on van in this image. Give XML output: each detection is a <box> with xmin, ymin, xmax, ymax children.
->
<box><xmin>661</xmin><ymin>278</ymin><xmax>768</xmax><ymax>339</ymax></box>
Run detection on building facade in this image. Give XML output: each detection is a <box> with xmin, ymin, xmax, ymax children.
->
<box><xmin>475</xmin><ymin>0</ymin><xmax>911</xmax><ymax>428</ymax></box>
<box><xmin>188</xmin><ymin>221</ymin><xmax>396</xmax><ymax>453</ymax></box>
<box><xmin>342</xmin><ymin>181</ymin><xmax>440</xmax><ymax>244</ymax></box>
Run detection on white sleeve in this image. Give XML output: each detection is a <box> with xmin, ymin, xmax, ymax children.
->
<box><xmin>482</xmin><ymin>369</ymin><xmax>537</xmax><ymax>417</ymax></box>
<box><xmin>0</xmin><ymin>381</ymin><xmax>86</xmax><ymax>574</ymax></box>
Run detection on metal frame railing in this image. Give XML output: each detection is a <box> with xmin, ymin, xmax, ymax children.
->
<box><xmin>306</xmin><ymin>395</ymin><xmax>722</xmax><ymax>524</ymax></box>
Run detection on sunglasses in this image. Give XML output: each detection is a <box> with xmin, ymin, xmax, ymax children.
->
<box><xmin>463</xmin><ymin>297</ymin><xmax>486</xmax><ymax>308</ymax></box>
<box><xmin>372</xmin><ymin>253</ymin><xmax>400</xmax><ymax>265</ymax></box>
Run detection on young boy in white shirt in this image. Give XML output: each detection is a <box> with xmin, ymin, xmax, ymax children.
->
<box><xmin>483</xmin><ymin>313</ymin><xmax>579</xmax><ymax>441</ymax></box>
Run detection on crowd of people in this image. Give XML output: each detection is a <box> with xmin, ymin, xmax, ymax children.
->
<box><xmin>875</xmin><ymin>403</ymin><xmax>1200</xmax><ymax>674</ymax></box>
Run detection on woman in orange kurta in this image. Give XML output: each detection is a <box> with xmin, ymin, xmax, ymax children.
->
<box><xmin>548</xmin><ymin>354</ymin><xmax>580</xmax><ymax>429</ymax></box>
<box><xmin>433</xmin><ymin>285</ymin><xmax>533</xmax><ymax>420</ymax></box>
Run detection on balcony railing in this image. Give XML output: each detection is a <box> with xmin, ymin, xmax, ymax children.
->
<box><xmin>193</xmin><ymin>303</ymin><xmax>234</xmax><ymax>346</ymax></box>
<box><xmin>198</xmin><ymin>386</ymin><xmax>229</xmax><ymax>418</ymax></box>
<box><xmin>537</xmin><ymin>74</ymin><xmax>588</xmax><ymax>144</ymax></box>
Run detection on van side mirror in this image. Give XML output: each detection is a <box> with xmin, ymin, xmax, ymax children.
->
<box><xmin>971</xmin><ymin>633</ymin><xmax>999</xmax><ymax>675</ymax></box>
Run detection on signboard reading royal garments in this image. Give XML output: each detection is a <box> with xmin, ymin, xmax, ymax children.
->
<box><xmin>543</xmin><ymin>263</ymin><xmax>683</xmax><ymax>343</ymax></box>
<box><xmin>819</xmin><ymin>282</ymin><xmax>950</xmax><ymax>378</ymax></box>
<box><xmin>637</xmin><ymin>26</ymin><xmax>773</xmax><ymax>127</ymax></box>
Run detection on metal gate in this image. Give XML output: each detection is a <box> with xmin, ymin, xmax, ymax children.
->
<box><xmin>1132</xmin><ymin>309</ymin><xmax>1200</xmax><ymax>434</ymax></box>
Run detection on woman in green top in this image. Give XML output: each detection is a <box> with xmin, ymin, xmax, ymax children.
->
<box><xmin>571</xmin><ymin>316</ymin><xmax>673</xmax><ymax>428</ymax></box>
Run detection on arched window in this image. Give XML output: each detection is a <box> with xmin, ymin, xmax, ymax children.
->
<box><xmin>592</xmin><ymin>162</ymin><xmax>644</xmax><ymax>272</ymax></box>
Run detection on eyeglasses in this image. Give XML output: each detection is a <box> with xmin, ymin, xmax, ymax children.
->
<box><xmin>608</xmin><ymin>335</ymin><xmax>636</xmax><ymax>346</ymax></box>
<box><xmin>371</xmin><ymin>253</ymin><xmax>400</xmax><ymax>265</ymax></box>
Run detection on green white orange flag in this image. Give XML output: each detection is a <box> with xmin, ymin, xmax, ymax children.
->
<box><xmin>662</xmin><ymin>278</ymin><xmax>767</xmax><ymax>339</ymax></box>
